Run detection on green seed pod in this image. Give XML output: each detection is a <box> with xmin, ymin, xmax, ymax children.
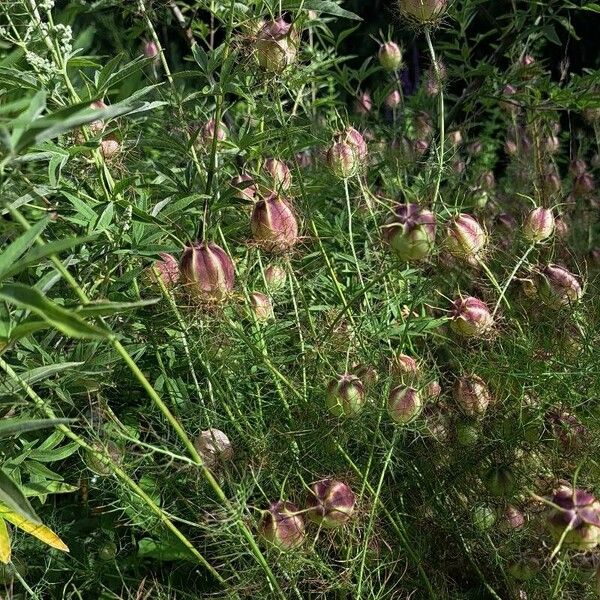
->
<box><xmin>306</xmin><ymin>479</ymin><xmax>356</xmax><ymax>528</ymax></box>
<box><xmin>484</xmin><ymin>466</ymin><xmax>516</xmax><ymax>497</ymax></box>
<box><xmin>259</xmin><ymin>501</ymin><xmax>305</xmax><ymax>550</ymax></box>
<box><xmin>387</xmin><ymin>386</ymin><xmax>422</xmax><ymax>424</ymax></box>
<box><xmin>326</xmin><ymin>374</ymin><xmax>366</xmax><ymax>417</ymax></box>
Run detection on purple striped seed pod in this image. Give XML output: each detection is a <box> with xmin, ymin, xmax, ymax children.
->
<box><xmin>327</xmin><ymin>142</ymin><xmax>358</xmax><ymax>179</ymax></box>
<box><xmin>547</xmin><ymin>487</ymin><xmax>600</xmax><ymax>551</ymax></box>
<box><xmin>354</xmin><ymin>91</ymin><xmax>373</xmax><ymax>114</ymax></box>
<box><xmin>259</xmin><ymin>501</ymin><xmax>305</xmax><ymax>550</ymax></box>
<box><xmin>264</xmin><ymin>264</ymin><xmax>287</xmax><ymax>292</ymax></box>
<box><xmin>344</xmin><ymin>127</ymin><xmax>368</xmax><ymax>162</ymax></box>
<box><xmin>326</xmin><ymin>374</ymin><xmax>366</xmax><ymax>417</ymax></box>
<box><xmin>399</xmin><ymin>0</ymin><xmax>448</xmax><ymax>23</ymax></box>
<box><xmin>523</xmin><ymin>207</ymin><xmax>555</xmax><ymax>243</ymax></box>
<box><xmin>383</xmin><ymin>203</ymin><xmax>437</xmax><ymax>262</ymax></box>
<box><xmin>255</xmin><ymin>17</ymin><xmax>299</xmax><ymax>73</ymax></box>
<box><xmin>389</xmin><ymin>353</ymin><xmax>421</xmax><ymax>384</ymax></box>
<box><xmin>264</xmin><ymin>158</ymin><xmax>291</xmax><ymax>191</ymax></box>
<box><xmin>450</xmin><ymin>296</ymin><xmax>493</xmax><ymax>338</ymax></box>
<box><xmin>306</xmin><ymin>479</ymin><xmax>356</xmax><ymax>528</ymax></box>
<box><xmin>143</xmin><ymin>40</ymin><xmax>159</xmax><ymax>60</ymax></box>
<box><xmin>385</xmin><ymin>90</ymin><xmax>402</xmax><ymax>109</ymax></box>
<box><xmin>231</xmin><ymin>173</ymin><xmax>257</xmax><ymax>202</ymax></box>
<box><xmin>249</xmin><ymin>291</ymin><xmax>274</xmax><ymax>321</ymax></box>
<box><xmin>535</xmin><ymin>264</ymin><xmax>583</xmax><ymax>308</ymax></box>
<box><xmin>180</xmin><ymin>242</ymin><xmax>235</xmax><ymax>301</ymax></box>
<box><xmin>251</xmin><ymin>194</ymin><xmax>298</xmax><ymax>252</ymax></box>
<box><xmin>193</xmin><ymin>428</ymin><xmax>233</xmax><ymax>468</ymax></box>
<box><xmin>453</xmin><ymin>374</ymin><xmax>491</xmax><ymax>418</ymax></box>
<box><xmin>445</xmin><ymin>214</ymin><xmax>487</xmax><ymax>265</ymax></box>
<box><xmin>146</xmin><ymin>253</ymin><xmax>180</xmax><ymax>287</ymax></box>
<box><xmin>201</xmin><ymin>118</ymin><xmax>227</xmax><ymax>144</ymax></box>
<box><xmin>378</xmin><ymin>42</ymin><xmax>402</xmax><ymax>71</ymax></box>
<box><xmin>100</xmin><ymin>133</ymin><xmax>120</xmax><ymax>159</ymax></box>
<box><xmin>387</xmin><ymin>386</ymin><xmax>422</xmax><ymax>424</ymax></box>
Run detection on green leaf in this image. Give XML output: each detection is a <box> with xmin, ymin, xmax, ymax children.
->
<box><xmin>73</xmin><ymin>298</ymin><xmax>160</xmax><ymax>316</ymax></box>
<box><xmin>21</xmin><ymin>481</ymin><xmax>78</xmax><ymax>498</ymax></box>
<box><xmin>0</xmin><ymin>217</ymin><xmax>50</xmax><ymax>280</ymax></box>
<box><xmin>137</xmin><ymin>537</ymin><xmax>196</xmax><ymax>562</ymax></box>
<box><xmin>0</xmin><ymin>418</ymin><xmax>74</xmax><ymax>439</ymax></box>
<box><xmin>0</xmin><ymin>504</ymin><xmax>69</xmax><ymax>552</ymax></box>
<box><xmin>0</xmin><ymin>283</ymin><xmax>109</xmax><ymax>340</ymax></box>
<box><xmin>0</xmin><ymin>470</ymin><xmax>40</xmax><ymax>525</ymax></box>
<box><xmin>0</xmin><ymin>518</ymin><xmax>10</xmax><ymax>564</ymax></box>
<box><xmin>282</xmin><ymin>0</ymin><xmax>362</xmax><ymax>20</ymax></box>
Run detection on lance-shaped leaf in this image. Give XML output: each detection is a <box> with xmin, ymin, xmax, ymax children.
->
<box><xmin>0</xmin><ymin>470</ymin><xmax>40</xmax><ymax>524</ymax></box>
<box><xmin>0</xmin><ymin>518</ymin><xmax>10</xmax><ymax>564</ymax></box>
<box><xmin>0</xmin><ymin>418</ymin><xmax>74</xmax><ymax>439</ymax></box>
<box><xmin>0</xmin><ymin>217</ymin><xmax>49</xmax><ymax>281</ymax></box>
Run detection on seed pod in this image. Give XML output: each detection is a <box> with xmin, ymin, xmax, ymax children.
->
<box><xmin>399</xmin><ymin>0</ymin><xmax>448</xmax><ymax>23</ymax></box>
<box><xmin>389</xmin><ymin>353</ymin><xmax>421</xmax><ymax>384</ymax></box>
<box><xmin>450</xmin><ymin>157</ymin><xmax>466</xmax><ymax>175</ymax></box>
<box><xmin>353</xmin><ymin>364</ymin><xmax>379</xmax><ymax>389</ymax></box>
<box><xmin>326</xmin><ymin>374</ymin><xmax>366</xmax><ymax>417</ymax></box>
<box><xmin>255</xmin><ymin>17</ymin><xmax>299</xmax><ymax>73</ymax></box>
<box><xmin>388</xmin><ymin>386</ymin><xmax>422</xmax><ymax>424</ymax></box>
<box><xmin>201</xmin><ymin>119</ymin><xmax>227</xmax><ymax>144</ymax></box>
<box><xmin>327</xmin><ymin>142</ymin><xmax>358</xmax><ymax>179</ymax></box>
<box><xmin>306</xmin><ymin>479</ymin><xmax>356</xmax><ymax>528</ymax></box>
<box><xmin>547</xmin><ymin>487</ymin><xmax>600</xmax><ymax>550</ymax></box>
<box><xmin>85</xmin><ymin>441</ymin><xmax>123</xmax><ymax>476</ymax></box>
<box><xmin>508</xmin><ymin>556</ymin><xmax>540</xmax><ymax>581</ymax></box>
<box><xmin>259</xmin><ymin>501</ymin><xmax>305</xmax><ymax>550</ymax></box>
<box><xmin>146</xmin><ymin>252</ymin><xmax>180</xmax><ymax>287</ymax></box>
<box><xmin>444</xmin><ymin>214</ymin><xmax>487</xmax><ymax>264</ymax></box>
<box><xmin>249</xmin><ymin>291</ymin><xmax>274</xmax><ymax>321</ymax></box>
<box><xmin>426</xmin><ymin>380</ymin><xmax>442</xmax><ymax>400</ymax></box>
<box><xmin>251</xmin><ymin>194</ymin><xmax>298</xmax><ymax>252</ymax></box>
<box><xmin>570</xmin><ymin>159</ymin><xmax>588</xmax><ymax>177</ymax></box>
<box><xmin>472</xmin><ymin>503</ymin><xmax>496</xmax><ymax>531</ymax></box>
<box><xmin>456</xmin><ymin>422</ymin><xmax>480</xmax><ymax>446</ymax></box>
<box><xmin>194</xmin><ymin>428</ymin><xmax>233</xmax><ymax>468</ymax></box>
<box><xmin>521</xmin><ymin>54</ymin><xmax>535</xmax><ymax>67</ymax></box>
<box><xmin>546</xmin><ymin>408</ymin><xmax>586</xmax><ymax>453</ymax></box>
<box><xmin>180</xmin><ymin>242</ymin><xmax>235</xmax><ymax>301</ymax></box>
<box><xmin>382</xmin><ymin>203</ymin><xmax>437</xmax><ymax>262</ymax></box>
<box><xmin>343</xmin><ymin>127</ymin><xmax>368</xmax><ymax>162</ymax></box>
<box><xmin>231</xmin><ymin>173</ymin><xmax>257</xmax><ymax>202</ymax></box>
<box><xmin>499</xmin><ymin>84</ymin><xmax>518</xmax><ymax>112</ymax></box>
<box><xmin>355</xmin><ymin>91</ymin><xmax>373</xmax><ymax>114</ymax></box>
<box><xmin>501</xmin><ymin>505</ymin><xmax>525</xmax><ymax>531</ymax></box>
<box><xmin>378</xmin><ymin>41</ymin><xmax>402</xmax><ymax>71</ymax></box>
<box><xmin>450</xmin><ymin>296</ymin><xmax>493</xmax><ymax>338</ymax></box>
<box><xmin>523</xmin><ymin>207</ymin><xmax>555</xmax><ymax>242</ymax></box>
<box><xmin>574</xmin><ymin>172</ymin><xmax>595</xmax><ymax>196</ymax></box>
<box><xmin>143</xmin><ymin>40</ymin><xmax>159</xmax><ymax>59</ymax></box>
<box><xmin>447</xmin><ymin>130</ymin><xmax>463</xmax><ymax>147</ymax></box>
<box><xmin>484</xmin><ymin>466</ymin><xmax>516</xmax><ymax>497</ymax></box>
<box><xmin>467</xmin><ymin>140</ymin><xmax>483</xmax><ymax>156</ymax></box>
<box><xmin>535</xmin><ymin>264</ymin><xmax>583</xmax><ymax>308</ymax></box>
<box><xmin>264</xmin><ymin>158</ymin><xmax>291</xmax><ymax>191</ymax></box>
<box><xmin>88</xmin><ymin>100</ymin><xmax>107</xmax><ymax>136</ymax></box>
<box><xmin>100</xmin><ymin>134</ymin><xmax>120</xmax><ymax>158</ymax></box>
<box><xmin>453</xmin><ymin>374</ymin><xmax>491</xmax><ymax>417</ymax></box>
<box><xmin>264</xmin><ymin>264</ymin><xmax>287</xmax><ymax>292</ymax></box>
<box><xmin>385</xmin><ymin>90</ymin><xmax>402</xmax><ymax>109</ymax></box>
<box><xmin>545</xmin><ymin>134</ymin><xmax>560</xmax><ymax>154</ymax></box>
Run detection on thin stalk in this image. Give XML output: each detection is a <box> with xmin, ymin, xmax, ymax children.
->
<box><xmin>491</xmin><ymin>243</ymin><xmax>535</xmax><ymax>318</ymax></box>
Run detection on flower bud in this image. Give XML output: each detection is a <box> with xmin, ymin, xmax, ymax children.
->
<box><xmin>399</xmin><ymin>0</ymin><xmax>448</xmax><ymax>23</ymax></box>
<box><xmin>100</xmin><ymin>133</ymin><xmax>120</xmax><ymax>158</ymax></box>
<box><xmin>574</xmin><ymin>172</ymin><xmax>595</xmax><ymax>196</ymax></box>
<box><xmin>385</xmin><ymin>90</ymin><xmax>402</xmax><ymax>109</ymax></box>
<box><xmin>355</xmin><ymin>91</ymin><xmax>373</xmax><ymax>114</ymax></box>
<box><xmin>251</xmin><ymin>194</ymin><xmax>298</xmax><ymax>251</ymax></box>
<box><xmin>231</xmin><ymin>173</ymin><xmax>257</xmax><ymax>201</ymax></box>
<box><xmin>264</xmin><ymin>264</ymin><xmax>287</xmax><ymax>292</ymax></box>
<box><xmin>194</xmin><ymin>428</ymin><xmax>233</xmax><ymax>468</ymax></box>
<box><xmin>382</xmin><ymin>203</ymin><xmax>437</xmax><ymax>261</ymax></box>
<box><xmin>306</xmin><ymin>479</ymin><xmax>356</xmax><ymax>528</ymax></box>
<box><xmin>453</xmin><ymin>374</ymin><xmax>491</xmax><ymax>417</ymax></box>
<box><xmin>535</xmin><ymin>264</ymin><xmax>583</xmax><ymax>308</ymax></box>
<box><xmin>389</xmin><ymin>353</ymin><xmax>421</xmax><ymax>384</ymax></box>
<box><xmin>570</xmin><ymin>159</ymin><xmax>588</xmax><ymax>177</ymax></box>
<box><xmin>255</xmin><ymin>17</ymin><xmax>299</xmax><ymax>73</ymax></box>
<box><xmin>520</xmin><ymin>54</ymin><xmax>535</xmax><ymax>68</ymax></box>
<box><xmin>259</xmin><ymin>501</ymin><xmax>305</xmax><ymax>550</ymax></box>
<box><xmin>327</xmin><ymin>142</ymin><xmax>358</xmax><ymax>179</ymax></box>
<box><xmin>146</xmin><ymin>252</ymin><xmax>180</xmax><ymax>287</ymax></box>
<box><xmin>143</xmin><ymin>40</ymin><xmax>159</xmax><ymax>60</ymax></box>
<box><xmin>523</xmin><ymin>207</ymin><xmax>555</xmax><ymax>242</ymax></box>
<box><xmin>387</xmin><ymin>386</ymin><xmax>422</xmax><ymax>424</ymax></box>
<box><xmin>249</xmin><ymin>291</ymin><xmax>274</xmax><ymax>321</ymax></box>
<box><xmin>545</xmin><ymin>134</ymin><xmax>560</xmax><ymax>154</ymax></box>
<box><xmin>426</xmin><ymin>380</ymin><xmax>442</xmax><ymax>400</ymax></box>
<box><xmin>264</xmin><ymin>158</ymin><xmax>291</xmax><ymax>191</ymax></box>
<box><xmin>547</xmin><ymin>487</ymin><xmax>600</xmax><ymax>550</ymax></box>
<box><xmin>447</xmin><ymin>129</ymin><xmax>463</xmax><ymax>147</ymax></box>
<box><xmin>201</xmin><ymin>119</ymin><xmax>227</xmax><ymax>144</ymax></box>
<box><xmin>326</xmin><ymin>374</ymin><xmax>366</xmax><ymax>417</ymax></box>
<box><xmin>378</xmin><ymin>42</ymin><xmax>402</xmax><ymax>71</ymax></box>
<box><xmin>444</xmin><ymin>214</ymin><xmax>487</xmax><ymax>264</ymax></box>
<box><xmin>499</xmin><ymin>84</ymin><xmax>517</xmax><ymax>112</ymax></box>
<box><xmin>180</xmin><ymin>242</ymin><xmax>235</xmax><ymax>301</ymax></box>
<box><xmin>484</xmin><ymin>466</ymin><xmax>516</xmax><ymax>497</ymax></box>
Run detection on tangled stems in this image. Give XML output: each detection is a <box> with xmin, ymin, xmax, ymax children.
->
<box><xmin>492</xmin><ymin>243</ymin><xmax>536</xmax><ymax>318</ymax></box>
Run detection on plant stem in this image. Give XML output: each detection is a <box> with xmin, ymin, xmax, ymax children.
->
<box><xmin>492</xmin><ymin>244</ymin><xmax>535</xmax><ymax>318</ymax></box>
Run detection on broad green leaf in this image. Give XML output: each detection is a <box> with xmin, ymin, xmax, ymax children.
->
<box><xmin>29</xmin><ymin>442</ymin><xmax>79</xmax><ymax>463</ymax></box>
<box><xmin>0</xmin><ymin>418</ymin><xmax>74</xmax><ymax>439</ymax></box>
<box><xmin>73</xmin><ymin>298</ymin><xmax>160</xmax><ymax>316</ymax></box>
<box><xmin>21</xmin><ymin>481</ymin><xmax>78</xmax><ymax>498</ymax></box>
<box><xmin>0</xmin><ymin>217</ymin><xmax>50</xmax><ymax>280</ymax></box>
<box><xmin>0</xmin><ymin>283</ymin><xmax>109</xmax><ymax>340</ymax></box>
<box><xmin>282</xmin><ymin>0</ymin><xmax>362</xmax><ymax>20</ymax></box>
<box><xmin>0</xmin><ymin>504</ymin><xmax>69</xmax><ymax>553</ymax></box>
<box><xmin>0</xmin><ymin>470</ymin><xmax>40</xmax><ymax>524</ymax></box>
<box><xmin>0</xmin><ymin>518</ymin><xmax>10</xmax><ymax>564</ymax></box>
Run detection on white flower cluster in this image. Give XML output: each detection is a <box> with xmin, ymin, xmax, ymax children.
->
<box><xmin>122</xmin><ymin>204</ymin><xmax>133</xmax><ymax>232</ymax></box>
<box><xmin>25</xmin><ymin>50</ymin><xmax>56</xmax><ymax>75</ymax></box>
<box><xmin>38</xmin><ymin>0</ymin><xmax>55</xmax><ymax>10</ymax></box>
<box><xmin>54</xmin><ymin>23</ymin><xmax>73</xmax><ymax>55</ymax></box>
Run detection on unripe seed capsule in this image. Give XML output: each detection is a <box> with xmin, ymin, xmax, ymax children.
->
<box><xmin>450</xmin><ymin>296</ymin><xmax>493</xmax><ymax>338</ymax></box>
<box><xmin>326</xmin><ymin>374</ymin><xmax>366</xmax><ymax>417</ymax></box>
<box><xmin>387</xmin><ymin>386</ymin><xmax>422</xmax><ymax>424</ymax></box>
<box><xmin>523</xmin><ymin>207</ymin><xmax>555</xmax><ymax>242</ymax></box>
<box><xmin>180</xmin><ymin>242</ymin><xmax>235</xmax><ymax>301</ymax></box>
<box><xmin>378</xmin><ymin>42</ymin><xmax>402</xmax><ymax>71</ymax></box>
<box><xmin>306</xmin><ymin>479</ymin><xmax>356</xmax><ymax>528</ymax></box>
<box><xmin>259</xmin><ymin>501</ymin><xmax>305</xmax><ymax>550</ymax></box>
<box><xmin>453</xmin><ymin>374</ymin><xmax>491</xmax><ymax>417</ymax></box>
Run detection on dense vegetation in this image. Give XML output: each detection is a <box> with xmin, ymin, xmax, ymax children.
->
<box><xmin>1</xmin><ymin>0</ymin><xmax>600</xmax><ymax>598</ymax></box>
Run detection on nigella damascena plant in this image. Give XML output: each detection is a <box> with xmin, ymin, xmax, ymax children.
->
<box><xmin>251</xmin><ymin>193</ymin><xmax>299</xmax><ymax>252</ymax></box>
<box><xmin>547</xmin><ymin>487</ymin><xmax>600</xmax><ymax>551</ymax></box>
<box><xmin>264</xmin><ymin>158</ymin><xmax>291</xmax><ymax>191</ymax></box>
<box><xmin>326</xmin><ymin>141</ymin><xmax>358</xmax><ymax>179</ymax></box>
<box><xmin>522</xmin><ymin>207</ymin><xmax>555</xmax><ymax>243</ymax></box>
<box><xmin>444</xmin><ymin>214</ymin><xmax>487</xmax><ymax>265</ymax></box>
<box><xmin>450</xmin><ymin>296</ymin><xmax>494</xmax><ymax>338</ymax></box>
<box><xmin>387</xmin><ymin>386</ymin><xmax>423</xmax><ymax>424</ymax></box>
<box><xmin>382</xmin><ymin>203</ymin><xmax>437</xmax><ymax>262</ymax></box>
<box><xmin>453</xmin><ymin>374</ymin><xmax>491</xmax><ymax>418</ymax></box>
<box><xmin>249</xmin><ymin>291</ymin><xmax>274</xmax><ymax>322</ymax></box>
<box><xmin>306</xmin><ymin>480</ymin><xmax>356</xmax><ymax>528</ymax></box>
<box><xmin>255</xmin><ymin>17</ymin><xmax>300</xmax><ymax>73</ymax></box>
<box><xmin>258</xmin><ymin>501</ymin><xmax>305</xmax><ymax>550</ymax></box>
<box><xmin>326</xmin><ymin>374</ymin><xmax>366</xmax><ymax>417</ymax></box>
<box><xmin>180</xmin><ymin>242</ymin><xmax>235</xmax><ymax>302</ymax></box>
<box><xmin>534</xmin><ymin>264</ymin><xmax>583</xmax><ymax>309</ymax></box>
<box><xmin>399</xmin><ymin>0</ymin><xmax>448</xmax><ymax>24</ymax></box>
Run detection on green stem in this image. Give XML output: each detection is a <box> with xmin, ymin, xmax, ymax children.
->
<box><xmin>491</xmin><ymin>244</ymin><xmax>535</xmax><ymax>318</ymax></box>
